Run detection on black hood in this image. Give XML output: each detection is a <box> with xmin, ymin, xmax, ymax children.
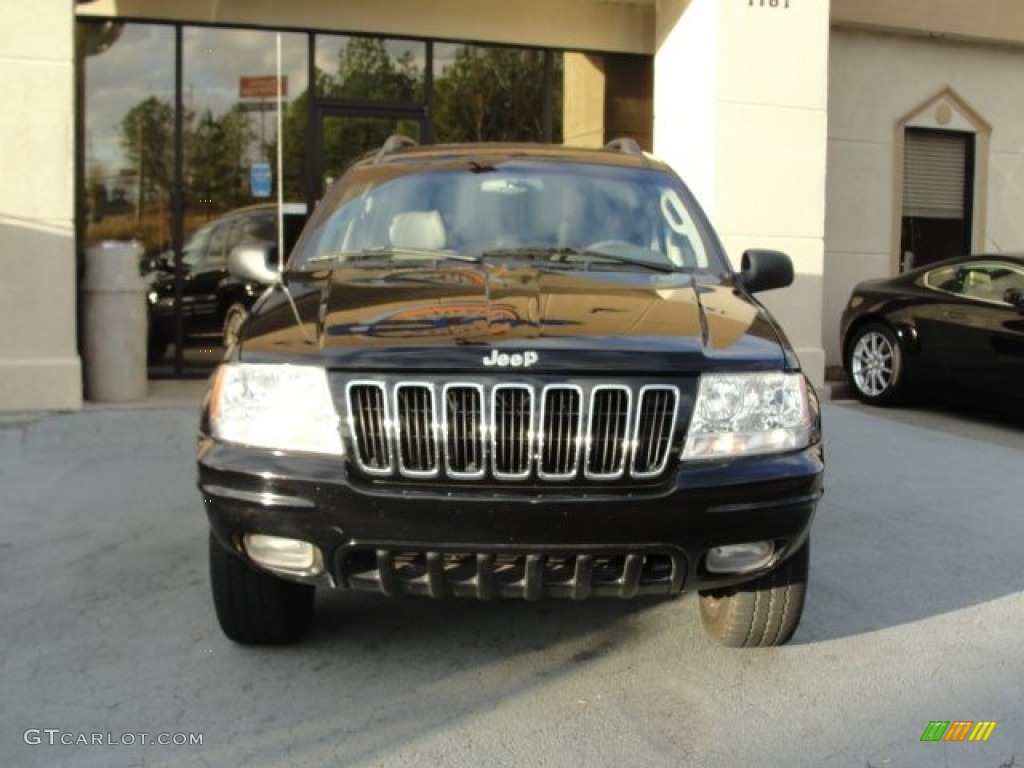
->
<box><xmin>237</xmin><ymin>264</ymin><xmax>794</xmax><ymax>375</ymax></box>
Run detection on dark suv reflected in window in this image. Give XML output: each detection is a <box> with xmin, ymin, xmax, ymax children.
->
<box><xmin>147</xmin><ymin>203</ymin><xmax>307</xmax><ymax>361</ymax></box>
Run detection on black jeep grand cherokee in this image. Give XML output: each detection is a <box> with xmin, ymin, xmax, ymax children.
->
<box><xmin>198</xmin><ymin>137</ymin><xmax>824</xmax><ymax>648</ymax></box>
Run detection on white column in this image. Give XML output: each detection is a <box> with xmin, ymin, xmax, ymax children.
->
<box><xmin>0</xmin><ymin>1</ymin><xmax>82</xmax><ymax>410</ymax></box>
<box><xmin>655</xmin><ymin>0</ymin><xmax>829</xmax><ymax>387</ymax></box>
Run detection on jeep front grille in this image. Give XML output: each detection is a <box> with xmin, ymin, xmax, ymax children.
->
<box><xmin>345</xmin><ymin>381</ymin><xmax>680</xmax><ymax>482</ymax></box>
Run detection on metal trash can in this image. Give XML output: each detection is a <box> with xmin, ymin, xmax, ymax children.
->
<box><xmin>82</xmin><ymin>241</ymin><xmax>148</xmax><ymax>402</ymax></box>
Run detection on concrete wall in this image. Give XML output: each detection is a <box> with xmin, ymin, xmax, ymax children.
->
<box><xmin>655</xmin><ymin>0</ymin><xmax>829</xmax><ymax>387</ymax></box>
<box><xmin>824</xmin><ymin>27</ymin><xmax>1024</xmax><ymax>366</ymax></box>
<box><xmin>0</xmin><ymin>0</ymin><xmax>81</xmax><ymax>411</ymax></box>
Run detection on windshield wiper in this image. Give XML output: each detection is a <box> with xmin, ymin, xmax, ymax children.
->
<box><xmin>480</xmin><ymin>246</ymin><xmax>680</xmax><ymax>274</ymax></box>
<box><xmin>307</xmin><ymin>247</ymin><xmax>481</xmax><ymax>266</ymax></box>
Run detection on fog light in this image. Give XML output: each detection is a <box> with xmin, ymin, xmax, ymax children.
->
<box><xmin>244</xmin><ymin>534</ymin><xmax>320</xmax><ymax>573</ymax></box>
<box><xmin>705</xmin><ymin>541</ymin><xmax>774</xmax><ymax>574</ymax></box>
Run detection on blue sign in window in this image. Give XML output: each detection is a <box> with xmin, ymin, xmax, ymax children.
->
<box><xmin>250</xmin><ymin>163</ymin><xmax>272</xmax><ymax>198</ymax></box>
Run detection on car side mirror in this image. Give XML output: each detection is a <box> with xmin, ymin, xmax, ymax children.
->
<box><xmin>228</xmin><ymin>243</ymin><xmax>281</xmax><ymax>285</ymax></box>
<box><xmin>1005</xmin><ymin>287</ymin><xmax>1024</xmax><ymax>308</ymax></box>
<box><xmin>736</xmin><ymin>249</ymin><xmax>794</xmax><ymax>293</ymax></box>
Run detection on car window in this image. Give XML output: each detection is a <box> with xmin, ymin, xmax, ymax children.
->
<box><xmin>182</xmin><ymin>224</ymin><xmax>213</xmax><ymax>267</ymax></box>
<box><xmin>292</xmin><ymin>162</ymin><xmax>722</xmax><ymax>272</ymax></box>
<box><xmin>927</xmin><ymin>261</ymin><xmax>1024</xmax><ymax>304</ymax></box>
<box><xmin>203</xmin><ymin>221</ymin><xmax>232</xmax><ymax>268</ymax></box>
<box><xmin>239</xmin><ymin>211</ymin><xmax>277</xmax><ymax>244</ymax></box>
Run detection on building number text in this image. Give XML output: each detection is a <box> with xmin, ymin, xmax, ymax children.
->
<box><xmin>749</xmin><ymin>0</ymin><xmax>790</xmax><ymax>7</ymax></box>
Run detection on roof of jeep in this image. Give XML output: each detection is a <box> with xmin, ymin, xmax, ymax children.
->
<box><xmin>351</xmin><ymin>139</ymin><xmax>671</xmax><ymax>174</ymax></box>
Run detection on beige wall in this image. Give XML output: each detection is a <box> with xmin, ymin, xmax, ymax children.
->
<box><xmin>563</xmin><ymin>53</ymin><xmax>607</xmax><ymax>148</ymax></box>
<box><xmin>0</xmin><ymin>0</ymin><xmax>81</xmax><ymax>411</ymax></box>
<box><xmin>77</xmin><ymin>0</ymin><xmax>655</xmax><ymax>55</ymax></box>
<box><xmin>655</xmin><ymin>0</ymin><xmax>829</xmax><ymax>387</ymax></box>
<box><xmin>832</xmin><ymin>0</ymin><xmax>1024</xmax><ymax>47</ymax></box>
<box><xmin>824</xmin><ymin>27</ymin><xmax>1024</xmax><ymax>366</ymax></box>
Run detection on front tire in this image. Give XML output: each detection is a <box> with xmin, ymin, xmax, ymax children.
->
<box><xmin>208</xmin><ymin>531</ymin><xmax>315</xmax><ymax>645</ymax></box>
<box><xmin>699</xmin><ymin>540</ymin><xmax>809</xmax><ymax>648</ymax></box>
<box><xmin>845</xmin><ymin>323</ymin><xmax>908</xmax><ymax>406</ymax></box>
<box><xmin>222</xmin><ymin>302</ymin><xmax>247</xmax><ymax>349</ymax></box>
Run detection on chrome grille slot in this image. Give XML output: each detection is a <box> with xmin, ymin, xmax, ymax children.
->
<box><xmin>632</xmin><ymin>386</ymin><xmax>679</xmax><ymax>477</ymax></box>
<box><xmin>586</xmin><ymin>386</ymin><xmax>631</xmax><ymax>479</ymax></box>
<box><xmin>344</xmin><ymin>379</ymin><xmax>680</xmax><ymax>482</ymax></box>
<box><xmin>539</xmin><ymin>386</ymin><xmax>582</xmax><ymax>479</ymax></box>
<box><xmin>443</xmin><ymin>384</ymin><xmax>485</xmax><ymax>478</ymax></box>
<box><xmin>347</xmin><ymin>382</ymin><xmax>392</xmax><ymax>475</ymax></box>
<box><xmin>395</xmin><ymin>384</ymin><xmax>438</xmax><ymax>477</ymax></box>
<box><xmin>492</xmin><ymin>384</ymin><xmax>533</xmax><ymax>479</ymax></box>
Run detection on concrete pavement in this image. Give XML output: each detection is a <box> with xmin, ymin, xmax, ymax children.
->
<box><xmin>1</xmin><ymin>382</ymin><xmax>1022</xmax><ymax>767</ymax></box>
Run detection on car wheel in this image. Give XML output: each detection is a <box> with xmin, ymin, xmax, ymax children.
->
<box><xmin>222</xmin><ymin>303</ymin><xmax>247</xmax><ymax>349</ymax></box>
<box><xmin>698</xmin><ymin>540</ymin><xmax>809</xmax><ymax>648</ymax></box>
<box><xmin>208</xmin><ymin>531</ymin><xmax>315</xmax><ymax>645</ymax></box>
<box><xmin>845</xmin><ymin>323</ymin><xmax>908</xmax><ymax>406</ymax></box>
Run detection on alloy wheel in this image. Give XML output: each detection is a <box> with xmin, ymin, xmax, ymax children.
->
<box><xmin>850</xmin><ymin>330</ymin><xmax>895</xmax><ymax>397</ymax></box>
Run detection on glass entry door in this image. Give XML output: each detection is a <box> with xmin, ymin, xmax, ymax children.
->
<box><xmin>316</xmin><ymin>110</ymin><xmax>423</xmax><ymax>195</ymax></box>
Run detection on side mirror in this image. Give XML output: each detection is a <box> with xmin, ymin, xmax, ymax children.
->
<box><xmin>147</xmin><ymin>253</ymin><xmax>173</xmax><ymax>273</ymax></box>
<box><xmin>228</xmin><ymin>243</ymin><xmax>281</xmax><ymax>285</ymax></box>
<box><xmin>736</xmin><ymin>249</ymin><xmax>794</xmax><ymax>293</ymax></box>
<box><xmin>1005</xmin><ymin>287</ymin><xmax>1024</xmax><ymax>308</ymax></box>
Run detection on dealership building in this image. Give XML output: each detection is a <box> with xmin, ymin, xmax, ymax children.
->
<box><xmin>2</xmin><ymin>0</ymin><xmax>1023</xmax><ymax>411</ymax></box>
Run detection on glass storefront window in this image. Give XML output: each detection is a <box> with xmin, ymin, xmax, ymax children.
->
<box><xmin>183</xmin><ymin>28</ymin><xmax>309</xmax><ymax>231</ymax></box>
<box><xmin>433</xmin><ymin>43</ymin><xmax>555</xmax><ymax>143</ymax></box>
<box><xmin>78</xmin><ymin>17</ymin><xmax>639</xmax><ymax>377</ymax></box>
<box><xmin>81</xmin><ymin>22</ymin><xmax>174</xmax><ymax>261</ymax></box>
<box><xmin>315</xmin><ymin>35</ymin><xmax>425</xmax><ymax>102</ymax></box>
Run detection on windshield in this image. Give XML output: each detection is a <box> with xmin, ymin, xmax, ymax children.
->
<box><xmin>290</xmin><ymin>160</ymin><xmax>725</xmax><ymax>273</ymax></box>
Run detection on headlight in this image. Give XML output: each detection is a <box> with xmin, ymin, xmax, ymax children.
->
<box><xmin>209</xmin><ymin>363</ymin><xmax>343</xmax><ymax>456</ymax></box>
<box><xmin>682</xmin><ymin>372</ymin><xmax>811</xmax><ymax>460</ymax></box>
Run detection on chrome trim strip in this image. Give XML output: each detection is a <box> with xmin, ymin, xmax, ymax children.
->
<box><xmin>441</xmin><ymin>382</ymin><xmax>488</xmax><ymax>480</ymax></box>
<box><xmin>491</xmin><ymin>383</ymin><xmax>533</xmax><ymax>481</ymax></box>
<box><xmin>394</xmin><ymin>382</ymin><xmax>440</xmax><ymax>479</ymax></box>
<box><xmin>584</xmin><ymin>385</ymin><xmax>632</xmax><ymax>480</ymax></box>
<box><xmin>200</xmin><ymin>484</ymin><xmax>316</xmax><ymax>509</ymax></box>
<box><xmin>345</xmin><ymin>380</ymin><xmax>393</xmax><ymax>476</ymax></box>
<box><xmin>537</xmin><ymin>384</ymin><xmax>584</xmax><ymax>481</ymax></box>
<box><xmin>631</xmin><ymin>385</ymin><xmax>680</xmax><ymax>479</ymax></box>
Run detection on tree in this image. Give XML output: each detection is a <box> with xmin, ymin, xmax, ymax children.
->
<box><xmin>434</xmin><ymin>46</ymin><xmax>555</xmax><ymax>143</ymax></box>
<box><xmin>120</xmin><ymin>96</ymin><xmax>175</xmax><ymax>218</ymax></box>
<box><xmin>323</xmin><ymin>37</ymin><xmax>420</xmax><ymax>102</ymax></box>
<box><xmin>187</xmin><ymin>105</ymin><xmax>254</xmax><ymax>215</ymax></box>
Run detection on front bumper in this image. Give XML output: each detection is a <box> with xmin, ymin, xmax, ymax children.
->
<box><xmin>198</xmin><ymin>435</ymin><xmax>824</xmax><ymax>599</ymax></box>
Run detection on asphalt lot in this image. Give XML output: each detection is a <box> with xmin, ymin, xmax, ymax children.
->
<box><xmin>1</xmin><ymin>383</ymin><xmax>1022</xmax><ymax>768</ymax></box>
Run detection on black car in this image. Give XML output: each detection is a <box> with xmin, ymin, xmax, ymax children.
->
<box><xmin>198</xmin><ymin>137</ymin><xmax>824</xmax><ymax>648</ymax></box>
<box><xmin>147</xmin><ymin>203</ymin><xmax>307</xmax><ymax>361</ymax></box>
<box><xmin>841</xmin><ymin>254</ymin><xmax>1024</xmax><ymax>411</ymax></box>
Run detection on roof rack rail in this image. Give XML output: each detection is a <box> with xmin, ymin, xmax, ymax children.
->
<box><xmin>604</xmin><ymin>137</ymin><xmax>644</xmax><ymax>156</ymax></box>
<box><xmin>374</xmin><ymin>134</ymin><xmax>418</xmax><ymax>163</ymax></box>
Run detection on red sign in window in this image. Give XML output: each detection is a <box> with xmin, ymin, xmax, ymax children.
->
<box><xmin>239</xmin><ymin>76</ymin><xmax>288</xmax><ymax>99</ymax></box>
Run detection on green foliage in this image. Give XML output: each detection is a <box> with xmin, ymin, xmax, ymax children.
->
<box><xmin>120</xmin><ymin>96</ymin><xmax>174</xmax><ymax>203</ymax></box>
<box><xmin>434</xmin><ymin>46</ymin><xmax>555</xmax><ymax>143</ymax></box>
<box><xmin>320</xmin><ymin>37</ymin><xmax>421</xmax><ymax>102</ymax></box>
<box><xmin>188</xmin><ymin>105</ymin><xmax>254</xmax><ymax>209</ymax></box>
